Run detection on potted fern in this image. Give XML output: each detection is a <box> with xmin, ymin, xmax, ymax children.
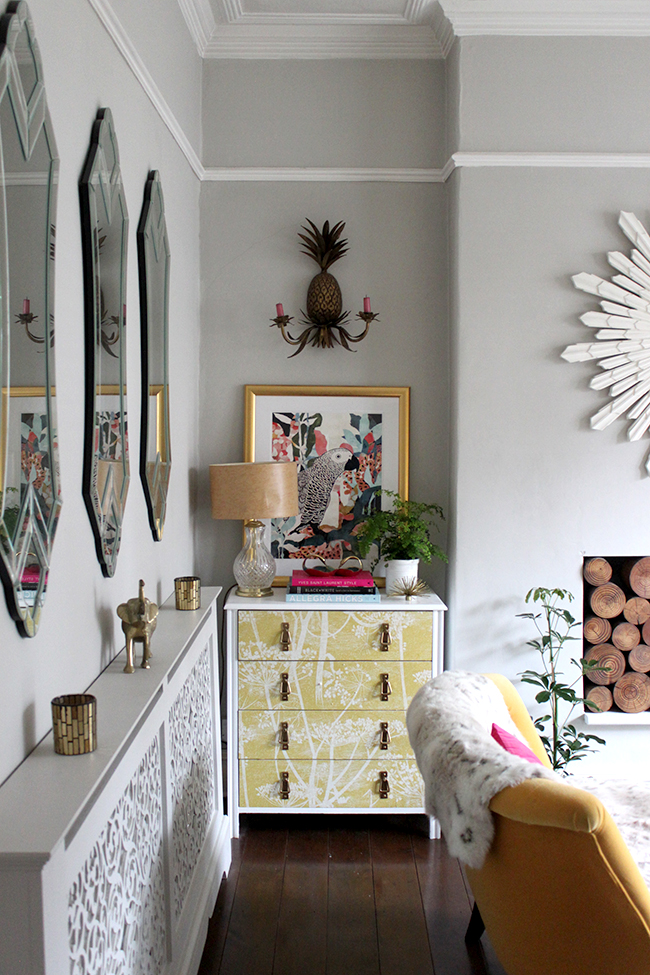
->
<box><xmin>355</xmin><ymin>490</ymin><xmax>447</xmax><ymax>592</ymax></box>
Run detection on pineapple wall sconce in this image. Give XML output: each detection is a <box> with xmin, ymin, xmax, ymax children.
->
<box><xmin>271</xmin><ymin>218</ymin><xmax>378</xmax><ymax>357</ymax></box>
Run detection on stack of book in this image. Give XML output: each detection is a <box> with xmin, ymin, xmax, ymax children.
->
<box><xmin>286</xmin><ymin>568</ymin><xmax>380</xmax><ymax>603</ymax></box>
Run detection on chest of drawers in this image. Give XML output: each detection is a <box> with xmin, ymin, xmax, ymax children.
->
<box><xmin>224</xmin><ymin>592</ymin><xmax>446</xmax><ymax>836</ymax></box>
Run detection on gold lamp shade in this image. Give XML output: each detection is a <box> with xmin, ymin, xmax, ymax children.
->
<box><xmin>210</xmin><ymin>462</ymin><xmax>299</xmax><ymax>596</ymax></box>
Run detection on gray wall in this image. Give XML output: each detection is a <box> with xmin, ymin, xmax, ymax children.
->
<box><xmin>449</xmin><ymin>36</ymin><xmax>650</xmax><ymax>776</ymax></box>
<box><xmin>0</xmin><ymin>0</ymin><xmax>203</xmax><ymax>785</ymax></box>
<box><xmin>202</xmin><ymin>59</ymin><xmax>446</xmax><ymax>168</ymax></box>
<box><xmin>455</xmin><ymin>36</ymin><xmax>650</xmax><ymax>153</ymax></box>
<box><xmin>197</xmin><ymin>59</ymin><xmax>451</xmax><ymax>603</ymax></box>
<box><xmin>4</xmin><ymin>16</ymin><xmax>650</xmax><ymax>785</ymax></box>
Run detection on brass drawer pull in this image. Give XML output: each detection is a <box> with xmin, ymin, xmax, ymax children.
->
<box><xmin>280</xmin><ymin>621</ymin><xmax>291</xmax><ymax>651</ymax></box>
<box><xmin>280</xmin><ymin>672</ymin><xmax>291</xmax><ymax>701</ymax></box>
<box><xmin>379</xmin><ymin>622</ymin><xmax>391</xmax><ymax>650</ymax></box>
<box><xmin>380</xmin><ymin>673</ymin><xmax>392</xmax><ymax>701</ymax></box>
<box><xmin>280</xmin><ymin>771</ymin><xmax>290</xmax><ymax>800</ymax></box>
<box><xmin>379</xmin><ymin>770</ymin><xmax>390</xmax><ymax>798</ymax></box>
<box><xmin>379</xmin><ymin>722</ymin><xmax>391</xmax><ymax>749</ymax></box>
<box><xmin>279</xmin><ymin>721</ymin><xmax>289</xmax><ymax>750</ymax></box>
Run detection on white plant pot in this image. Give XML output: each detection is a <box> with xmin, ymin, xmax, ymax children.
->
<box><xmin>385</xmin><ymin>559</ymin><xmax>419</xmax><ymax>594</ymax></box>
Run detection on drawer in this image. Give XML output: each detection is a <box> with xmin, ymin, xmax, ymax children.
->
<box><xmin>238</xmin><ymin>610</ymin><xmax>433</xmax><ymax>662</ymax></box>
<box><xmin>238</xmin><ymin>660</ymin><xmax>432</xmax><ymax>711</ymax></box>
<box><xmin>239</xmin><ymin>710</ymin><xmax>413</xmax><ymax>760</ymax></box>
<box><xmin>239</xmin><ymin>758</ymin><xmax>424</xmax><ymax>809</ymax></box>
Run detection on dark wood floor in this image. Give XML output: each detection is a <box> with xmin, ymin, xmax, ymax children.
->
<box><xmin>197</xmin><ymin>815</ymin><xmax>507</xmax><ymax>975</ymax></box>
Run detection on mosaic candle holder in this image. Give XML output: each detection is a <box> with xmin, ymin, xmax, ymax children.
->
<box><xmin>51</xmin><ymin>694</ymin><xmax>97</xmax><ymax>755</ymax></box>
<box><xmin>174</xmin><ymin>576</ymin><xmax>201</xmax><ymax>611</ymax></box>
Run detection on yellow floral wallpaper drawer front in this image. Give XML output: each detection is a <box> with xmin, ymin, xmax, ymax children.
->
<box><xmin>225</xmin><ymin>595</ymin><xmax>445</xmax><ymax>830</ymax></box>
<box><xmin>238</xmin><ymin>610</ymin><xmax>433</xmax><ymax>662</ymax></box>
<box><xmin>238</xmin><ymin>660</ymin><xmax>430</xmax><ymax>711</ymax></box>
<box><xmin>239</xmin><ymin>758</ymin><xmax>424</xmax><ymax>810</ymax></box>
<box><xmin>239</xmin><ymin>710</ymin><xmax>413</xmax><ymax>759</ymax></box>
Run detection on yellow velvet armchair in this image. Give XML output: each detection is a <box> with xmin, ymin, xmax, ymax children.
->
<box><xmin>464</xmin><ymin>673</ymin><xmax>650</xmax><ymax>975</ymax></box>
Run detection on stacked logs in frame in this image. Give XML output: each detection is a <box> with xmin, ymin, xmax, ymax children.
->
<box><xmin>583</xmin><ymin>556</ymin><xmax>650</xmax><ymax>714</ymax></box>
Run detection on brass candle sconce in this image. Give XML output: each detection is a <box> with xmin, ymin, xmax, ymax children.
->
<box><xmin>270</xmin><ymin>219</ymin><xmax>378</xmax><ymax>357</ymax></box>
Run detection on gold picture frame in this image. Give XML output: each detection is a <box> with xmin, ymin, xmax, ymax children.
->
<box><xmin>244</xmin><ymin>385</ymin><xmax>410</xmax><ymax>581</ymax></box>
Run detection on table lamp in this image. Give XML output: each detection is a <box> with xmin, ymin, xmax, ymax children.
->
<box><xmin>210</xmin><ymin>461</ymin><xmax>299</xmax><ymax>596</ymax></box>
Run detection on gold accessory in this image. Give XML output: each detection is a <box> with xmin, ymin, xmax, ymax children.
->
<box><xmin>52</xmin><ymin>694</ymin><xmax>97</xmax><ymax>755</ymax></box>
<box><xmin>174</xmin><ymin>576</ymin><xmax>201</xmax><ymax>610</ymax></box>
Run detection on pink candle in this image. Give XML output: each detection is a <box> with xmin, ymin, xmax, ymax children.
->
<box><xmin>276</xmin><ymin>303</ymin><xmax>284</xmax><ymax>317</ymax></box>
<box><xmin>22</xmin><ymin>298</ymin><xmax>30</xmax><ymax>314</ymax></box>
<box><xmin>363</xmin><ymin>296</ymin><xmax>371</xmax><ymax>314</ymax></box>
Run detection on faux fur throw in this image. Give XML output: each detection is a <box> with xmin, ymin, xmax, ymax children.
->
<box><xmin>406</xmin><ymin>671</ymin><xmax>557</xmax><ymax>869</ymax></box>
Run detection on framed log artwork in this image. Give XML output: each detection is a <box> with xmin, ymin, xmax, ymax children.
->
<box><xmin>583</xmin><ymin>556</ymin><xmax>650</xmax><ymax>716</ymax></box>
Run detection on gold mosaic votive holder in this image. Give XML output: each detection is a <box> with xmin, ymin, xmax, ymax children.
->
<box><xmin>51</xmin><ymin>694</ymin><xmax>97</xmax><ymax>755</ymax></box>
<box><xmin>174</xmin><ymin>576</ymin><xmax>201</xmax><ymax>611</ymax></box>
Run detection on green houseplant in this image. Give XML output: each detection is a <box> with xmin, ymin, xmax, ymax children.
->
<box><xmin>518</xmin><ymin>587</ymin><xmax>606</xmax><ymax>772</ymax></box>
<box><xmin>356</xmin><ymin>490</ymin><xmax>447</xmax><ymax>587</ymax></box>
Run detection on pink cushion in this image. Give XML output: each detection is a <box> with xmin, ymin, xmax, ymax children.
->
<box><xmin>491</xmin><ymin>723</ymin><xmax>544</xmax><ymax>765</ymax></box>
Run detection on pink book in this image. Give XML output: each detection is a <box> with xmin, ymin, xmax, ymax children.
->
<box><xmin>290</xmin><ymin>569</ymin><xmax>376</xmax><ymax>587</ymax></box>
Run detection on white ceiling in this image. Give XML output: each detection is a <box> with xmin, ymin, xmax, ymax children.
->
<box><xmin>177</xmin><ymin>0</ymin><xmax>650</xmax><ymax>58</ymax></box>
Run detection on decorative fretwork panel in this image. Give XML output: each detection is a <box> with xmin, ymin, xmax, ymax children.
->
<box><xmin>67</xmin><ymin>736</ymin><xmax>166</xmax><ymax>975</ymax></box>
<box><xmin>167</xmin><ymin>647</ymin><xmax>215</xmax><ymax>920</ymax></box>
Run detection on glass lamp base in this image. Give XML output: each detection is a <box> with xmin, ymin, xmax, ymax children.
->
<box><xmin>233</xmin><ymin>520</ymin><xmax>276</xmax><ymax>597</ymax></box>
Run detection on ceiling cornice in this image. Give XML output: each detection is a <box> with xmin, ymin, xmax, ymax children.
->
<box><xmin>177</xmin><ymin>0</ymin><xmax>216</xmax><ymax>52</ymax></box>
<box><xmin>441</xmin><ymin>1</ymin><xmax>650</xmax><ymax>36</ymax></box>
<box><xmin>178</xmin><ymin>0</ymin><xmax>452</xmax><ymax>58</ymax></box>
<box><xmin>202</xmin><ymin>24</ymin><xmax>447</xmax><ymax>59</ymax></box>
<box><xmin>178</xmin><ymin>1</ymin><xmax>650</xmax><ymax>59</ymax></box>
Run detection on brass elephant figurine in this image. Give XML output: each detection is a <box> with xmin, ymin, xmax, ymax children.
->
<box><xmin>117</xmin><ymin>579</ymin><xmax>159</xmax><ymax>673</ymax></box>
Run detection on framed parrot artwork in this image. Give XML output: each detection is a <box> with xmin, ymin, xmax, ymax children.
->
<box><xmin>244</xmin><ymin>385</ymin><xmax>410</xmax><ymax>582</ymax></box>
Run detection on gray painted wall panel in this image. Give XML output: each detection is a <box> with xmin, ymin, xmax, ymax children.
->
<box><xmin>457</xmin><ymin>36</ymin><xmax>650</xmax><ymax>153</ymax></box>
<box><xmin>202</xmin><ymin>59</ymin><xmax>446</xmax><ymax>168</ymax></box>
<box><xmin>197</xmin><ymin>180</ymin><xmax>450</xmax><ymax>599</ymax></box>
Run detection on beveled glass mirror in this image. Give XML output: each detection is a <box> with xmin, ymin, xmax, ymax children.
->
<box><xmin>137</xmin><ymin>171</ymin><xmax>171</xmax><ymax>541</ymax></box>
<box><xmin>79</xmin><ymin>108</ymin><xmax>129</xmax><ymax>577</ymax></box>
<box><xmin>0</xmin><ymin>1</ymin><xmax>62</xmax><ymax>637</ymax></box>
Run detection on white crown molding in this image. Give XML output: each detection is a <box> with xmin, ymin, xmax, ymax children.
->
<box><xmin>452</xmin><ymin>151</ymin><xmax>650</xmax><ymax>168</ymax></box>
<box><xmin>441</xmin><ymin>1</ymin><xmax>650</xmax><ymax>36</ymax></box>
<box><xmin>202</xmin><ymin>166</ymin><xmax>448</xmax><ymax>182</ymax></box>
<box><xmin>221</xmin><ymin>0</ymin><xmax>243</xmax><ymax>24</ymax></box>
<box><xmin>213</xmin><ymin>0</ymin><xmax>439</xmax><ymax>26</ymax></box>
<box><xmin>87</xmin><ymin>0</ymin><xmax>204</xmax><ymax>178</ymax></box>
<box><xmin>177</xmin><ymin>0</ymin><xmax>216</xmax><ymax>53</ymax></box>
<box><xmin>182</xmin><ymin>0</ymin><xmax>650</xmax><ymax>59</ymax></box>
<box><xmin>201</xmin><ymin>155</ymin><xmax>650</xmax><ymax>182</ymax></box>
<box><xmin>202</xmin><ymin>24</ymin><xmax>445</xmax><ymax>58</ymax></box>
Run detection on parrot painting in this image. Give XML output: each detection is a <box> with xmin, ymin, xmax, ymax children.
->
<box><xmin>295</xmin><ymin>445</ymin><xmax>360</xmax><ymax>534</ymax></box>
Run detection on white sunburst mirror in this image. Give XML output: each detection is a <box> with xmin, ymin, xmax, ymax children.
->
<box><xmin>563</xmin><ymin>212</ymin><xmax>650</xmax><ymax>474</ymax></box>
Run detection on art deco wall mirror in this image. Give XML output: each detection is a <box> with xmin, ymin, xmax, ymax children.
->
<box><xmin>137</xmin><ymin>170</ymin><xmax>171</xmax><ymax>541</ymax></box>
<box><xmin>79</xmin><ymin>107</ymin><xmax>129</xmax><ymax>577</ymax></box>
<box><xmin>0</xmin><ymin>1</ymin><xmax>62</xmax><ymax>636</ymax></box>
